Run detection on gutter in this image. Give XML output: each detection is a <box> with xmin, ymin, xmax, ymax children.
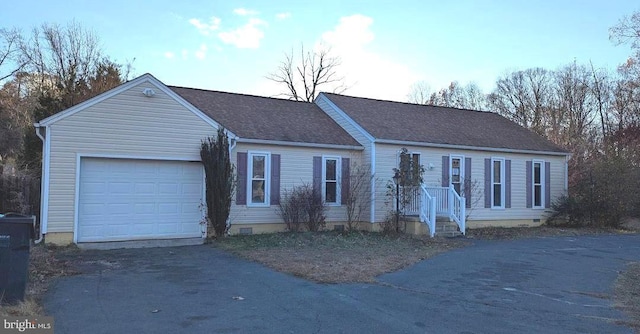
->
<box><xmin>236</xmin><ymin>138</ymin><xmax>364</xmax><ymax>151</ymax></box>
<box><xmin>373</xmin><ymin>139</ymin><xmax>570</xmax><ymax>157</ymax></box>
<box><xmin>33</xmin><ymin>123</ymin><xmax>45</xmax><ymax>244</ymax></box>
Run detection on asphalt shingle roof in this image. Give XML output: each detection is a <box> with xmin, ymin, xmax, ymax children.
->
<box><xmin>322</xmin><ymin>93</ymin><xmax>567</xmax><ymax>153</ymax></box>
<box><xmin>170</xmin><ymin>87</ymin><xmax>361</xmax><ymax>147</ymax></box>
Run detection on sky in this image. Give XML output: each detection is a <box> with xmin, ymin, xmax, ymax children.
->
<box><xmin>1</xmin><ymin>0</ymin><xmax>638</xmax><ymax>102</ymax></box>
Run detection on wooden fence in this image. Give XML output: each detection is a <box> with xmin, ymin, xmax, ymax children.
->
<box><xmin>0</xmin><ymin>173</ymin><xmax>41</xmax><ymax>232</ymax></box>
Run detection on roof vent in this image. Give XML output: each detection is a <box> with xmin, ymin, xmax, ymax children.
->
<box><xmin>142</xmin><ymin>88</ymin><xmax>156</xmax><ymax>97</ymax></box>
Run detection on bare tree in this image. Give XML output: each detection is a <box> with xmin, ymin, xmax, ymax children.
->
<box><xmin>0</xmin><ymin>28</ymin><xmax>26</xmax><ymax>81</ymax></box>
<box><xmin>343</xmin><ymin>162</ymin><xmax>372</xmax><ymax>232</ymax></box>
<box><xmin>424</xmin><ymin>81</ymin><xmax>488</xmax><ymax>110</ymax></box>
<box><xmin>407</xmin><ymin>81</ymin><xmax>433</xmax><ymax>104</ymax></box>
<box><xmin>19</xmin><ymin>21</ymin><xmax>103</xmax><ymax>107</ymax></box>
<box><xmin>267</xmin><ymin>45</ymin><xmax>345</xmax><ymax>102</ymax></box>
<box><xmin>610</xmin><ymin>10</ymin><xmax>640</xmax><ymax>48</ymax></box>
<box><xmin>487</xmin><ymin>68</ymin><xmax>552</xmax><ymax>136</ymax></box>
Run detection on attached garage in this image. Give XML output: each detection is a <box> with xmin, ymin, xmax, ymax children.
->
<box><xmin>33</xmin><ymin>74</ymin><xmax>225</xmax><ymax>245</ymax></box>
<box><xmin>76</xmin><ymin>158</ymin><xmax>204</xmax><ymax>243</ymax></box>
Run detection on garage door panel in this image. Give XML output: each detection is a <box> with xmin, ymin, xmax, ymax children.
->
<box><xmin>135</xmin><ymin>183</ymin><xmax>155</xmax><ymax>195</ymax></box>
<box><xmin>78</xmin><ymin>158</ymin><xmax>203</xmax><ymax>242</ymax></box>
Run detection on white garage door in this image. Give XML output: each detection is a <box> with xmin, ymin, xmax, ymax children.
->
<box><xmin>77</xmin><ymin>158</ymin><xmax>204</xmax><ymax>242</ymax></box>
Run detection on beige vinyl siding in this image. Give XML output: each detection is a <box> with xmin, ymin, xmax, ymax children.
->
<box><xmin>315</xmin><ymin>95</ymin><xmax>374</xmax><ymax>222</ymax></box>
<box><xmin>315</xmin><ymin>96</ymin><xmax>372</xmax><ymax>163</ymax></box>
<box><xmin>46</xmin><ymin>81</ymin><xmax>217</xmax><ymax>233</ymax></box>
<box><xmin>230</xmin><ymin>143</ymin><xmax>364</xmax><ymax>225</ymax></box>
<box><xmin>373</xmin><ymin>144</ymin><xmax>567</xmax><ymax>222</ymax></box>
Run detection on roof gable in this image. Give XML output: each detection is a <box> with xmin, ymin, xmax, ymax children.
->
<box><xmin>37</xmin><ymin>73</ymin><xmax>231</xmax><ymax>136</ymax></box>
<box><xmin>170</xmin><ymin>87</ymin><xmax>361</xmax><ymax>147</ymax></box>
<box><xmin>320</xmin><ymin>93</ymin><xmax>568</xmax><ymax>154</ymax></box>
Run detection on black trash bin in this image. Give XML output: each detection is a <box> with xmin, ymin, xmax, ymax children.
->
<box><xmin>0</xmin><ymin>213</ymin><xmax>36</xmax><ymax>304</ymax></box>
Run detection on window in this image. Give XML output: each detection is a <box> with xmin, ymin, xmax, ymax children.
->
<box><xmin>450</xmin><ymin>156</ymin><xmax>464</xmax><ymax>195</ymax></box>
<box><xmin>532</xmin><ymin>160</ymin><xmax>544</xmax><ymax>208</ymax></box>
<box><xmin>399</xmin><ymin>152</ymin><xmax>420</xmax><ymax>186</ymax></box>
<box><xmin>248</xmin><ymin>152</ymin><xmax>270</xmax><ymax>206</ymax></box>
<box><xmin>491</xmin><ymin>158</ymin><xmax>505</xmax><ymax>208</ymax></box>
<box><xmin>322</xmin><ymin>157</ymin><xmax>341</xmax><ymax>204</ymax></box>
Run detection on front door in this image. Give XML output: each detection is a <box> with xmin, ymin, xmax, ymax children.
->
<box><xmin>450</xmin><ymin>156</ymin><xmax>464</xmax><ymax>196</ymax></box>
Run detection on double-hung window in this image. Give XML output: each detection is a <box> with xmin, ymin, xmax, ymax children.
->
<box><xmin>322</xmin><ymin>157</ymin><xmax>341</xmax><ymax>205</ymax></box>
<box><xmin>491</xmin><ymin>158</ymin><xmax>505</xmax><ymax>208</ymax></box>
<box><xmin>532</xmin><ymin>160</ymin><xmax>544</xmax><ymax>208</ymax></box>
<box><xmin>248</xmin><ymin>152</ymin><xmax>270</xmax><ymax>206</ymax></box>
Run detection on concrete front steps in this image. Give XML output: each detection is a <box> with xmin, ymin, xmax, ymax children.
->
<box><xmin>434</xmin><ymin>218</ymin><xmax>464</xmax><ymax>238</ymax></box>
<box><xmin>402</xmin><ymin>216</ymin><xmax>464</xmax><ymax>238</ymax></box>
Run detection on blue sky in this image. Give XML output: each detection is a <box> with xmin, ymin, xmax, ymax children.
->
<box><xmin>1</xmin><ymin>0</ymin><xmax>638</xmax><ymax>101</ymax></box>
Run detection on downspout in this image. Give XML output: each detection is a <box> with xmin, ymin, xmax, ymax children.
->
<box><xmin>34</xmin><ymin>124</ymin><xmax>46</xmax><ymax>244</ymax></box>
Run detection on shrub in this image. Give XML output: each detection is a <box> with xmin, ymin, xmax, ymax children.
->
<box><xmin>200</xmin><ymin>129</ymin><xmax>235</xmax><ymax>238</ymax></box>
<box><xmin>278</xmin><ymin>187</ymin><xmax>307</xmax><ymax>232</ymax></box>
<box><xmin>277</xmin><ymin>184</ymin><xmax>326</xmax><ymax>232</ymax></box>
<box><xmin>547</xmin><ymin>154</ymin><xmax>640</xmax><ymax>228</ymax></box>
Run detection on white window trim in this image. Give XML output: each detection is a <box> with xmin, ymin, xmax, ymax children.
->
<box><xmin>449</xmin><ymin>155</ymin><xmax>465</xmax><ymax>192</ymax></box>
<box><xmin>322</xmin><ymin>156</ymin><xmax>341</xmax><ymax>206</ymax></box>
<box><xmin>532</xmin><ymin>159</ymin><xmax>545</xmax><ymax>209</ymax></box>
<box><xmin>247</xmin><ymin>151</ymin><xmax>271</xmax><ymax>207</ymax></box>
<box><xmin>491</xmin><ymin>157</ymin><xmax>505</xmax><ymax>209</ymax></box>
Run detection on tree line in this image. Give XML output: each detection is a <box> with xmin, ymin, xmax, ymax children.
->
<box><xmin>0</xmin><ymin>22</ymin><xmax>130</xmax><ymax>173</ymax></box>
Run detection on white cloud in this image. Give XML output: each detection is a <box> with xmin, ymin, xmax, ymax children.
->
<box><xmin>181</xmin><ymin>49</ymin><xmax>188</xmax><ymax>60</ymax></box>
<box><xmin>218</xmin><ymin>18</ymin><xmax>267</xmax><ymax>49</ymax></box>
<box><xmin>318</xmin><ymin>14</ymin><xmax>419</xmax><ymax>102</ymax></box>
<box><xmin>189</xmin><ymin>16</ymin><xmax>221</xmax><ymax>36</ymax></box>
<box><xmin>195</xmin><ymin>44</ymin><xmax>208</xmax><ymax>60</ymax></box>
<box><xmin>233</xmin><ymin>8</ymin><xmax>258</xmax><ymax>16</ymax></box>
<box><xmin>164</xmin><ymin>52</ymin><xmax>175</xmax><ymax>59</ymax></box>
<box><xmin>275</xmin><ymin>12</ymin><xmax>291</xmax><ymax>20</ymax></box>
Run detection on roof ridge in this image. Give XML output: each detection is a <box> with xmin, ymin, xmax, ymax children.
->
<box><xmin>321</xmin><ymin>92</ymin><xmax>493</xmax><ymax>113</ymax></box>
<box><xmin>169</xmin><ymin>85</ymin><xmax>314</xmax><ymax>105</ymax></box>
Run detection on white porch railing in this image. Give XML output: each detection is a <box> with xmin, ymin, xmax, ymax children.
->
<box><xmin>419</xmin><ymin>185</ymin><xmax>436</xmax><ymax>237</ymax></box>
<box><xmin>448</xmin><ymin>186</ymin><xmax>466</xmax><ymax>235</ymax></box>
<box><xmin>423</xmin><ymin>186</ymin><xmax>466</xmax><ymax>236</ymax></box>
<box><xmin>403</xmin><ymin>186</ymin><xmax>421</xmax><ymax>216</ymax></box>
<box><xmin>425</xmin><ymin>186</ymin><xmax>450</xmax><ymax>216</ymax></box>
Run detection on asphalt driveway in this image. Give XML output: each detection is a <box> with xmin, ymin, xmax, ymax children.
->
<box><xmin>44</xmin><ymin>234</ymin><xmax>640</xmax><ymax>333</ymax></box>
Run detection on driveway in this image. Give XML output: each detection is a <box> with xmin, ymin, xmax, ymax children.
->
<box><xmin>44</xmin><ymin>234</ymin><xmax>640</xmax><ymax>333</ymax></box>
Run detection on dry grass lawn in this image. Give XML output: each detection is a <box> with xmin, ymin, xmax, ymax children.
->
<box><xmin>615</xmin><ymin>262</ymin><xmax>640</xmax><ymax>332</ymax></box>
<box><xmin>0</xmin><ymin>245</ymin><xmax>78</xmax><ymax>317</ymax></box>
<box><xmin>466</xmin><ymin>225</ymin><xmax>630</xmax><ymax>240</ymax></box>
<box><xmin>215</xmin><ymin>231</ymin><xmax>468</xmax><ymax>283</ymax></box>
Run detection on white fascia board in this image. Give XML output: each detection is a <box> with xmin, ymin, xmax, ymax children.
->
<box><xmin>236</xmin><ymin>138</ymin><xmax>364</xmax><ymax>151</ymax></box>
<box><xmin>35</xmin><ymin>73</ymin><xmax>237</xmax><ymax>139</ymax></box>
<box><xmin>374</xmin><ymin>139</ymin><xmax>570</xmax><ymax>157</ymax></box>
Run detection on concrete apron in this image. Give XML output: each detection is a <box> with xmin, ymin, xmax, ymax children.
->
<box><xmin>77</xmin><ymin>237</ymin><xmax>204</xmax><ymax>250</ymax></box>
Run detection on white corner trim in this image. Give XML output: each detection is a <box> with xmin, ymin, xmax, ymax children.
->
<box><xmin>73</xmin><ymin>155</ymin><xmax>81</xmax><ymax>243</ymax></box>
<box><xmin>316</xmin><ymin>93</ymin><xmax>375</xmax><ymax>142</ymax></box>
<box><xmin>370</xmin><ymin>142</ymin><xmax>376</xmax><ymax>223</ymax></box>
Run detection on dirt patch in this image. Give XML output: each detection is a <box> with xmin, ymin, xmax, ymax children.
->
<box><xmin>614</xmin><ymin>262</ymin><xmax>640</xmax><ymax>332</ymax></box>
<box><xmin>214</xmin><ymin>232</ymin><xmax>468</xmax><ymax>283</ymax></box>
<box><xmin>0</xmin><ymin>244</ymin><xmax>79</xmax><ymax>317</ymax></box>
